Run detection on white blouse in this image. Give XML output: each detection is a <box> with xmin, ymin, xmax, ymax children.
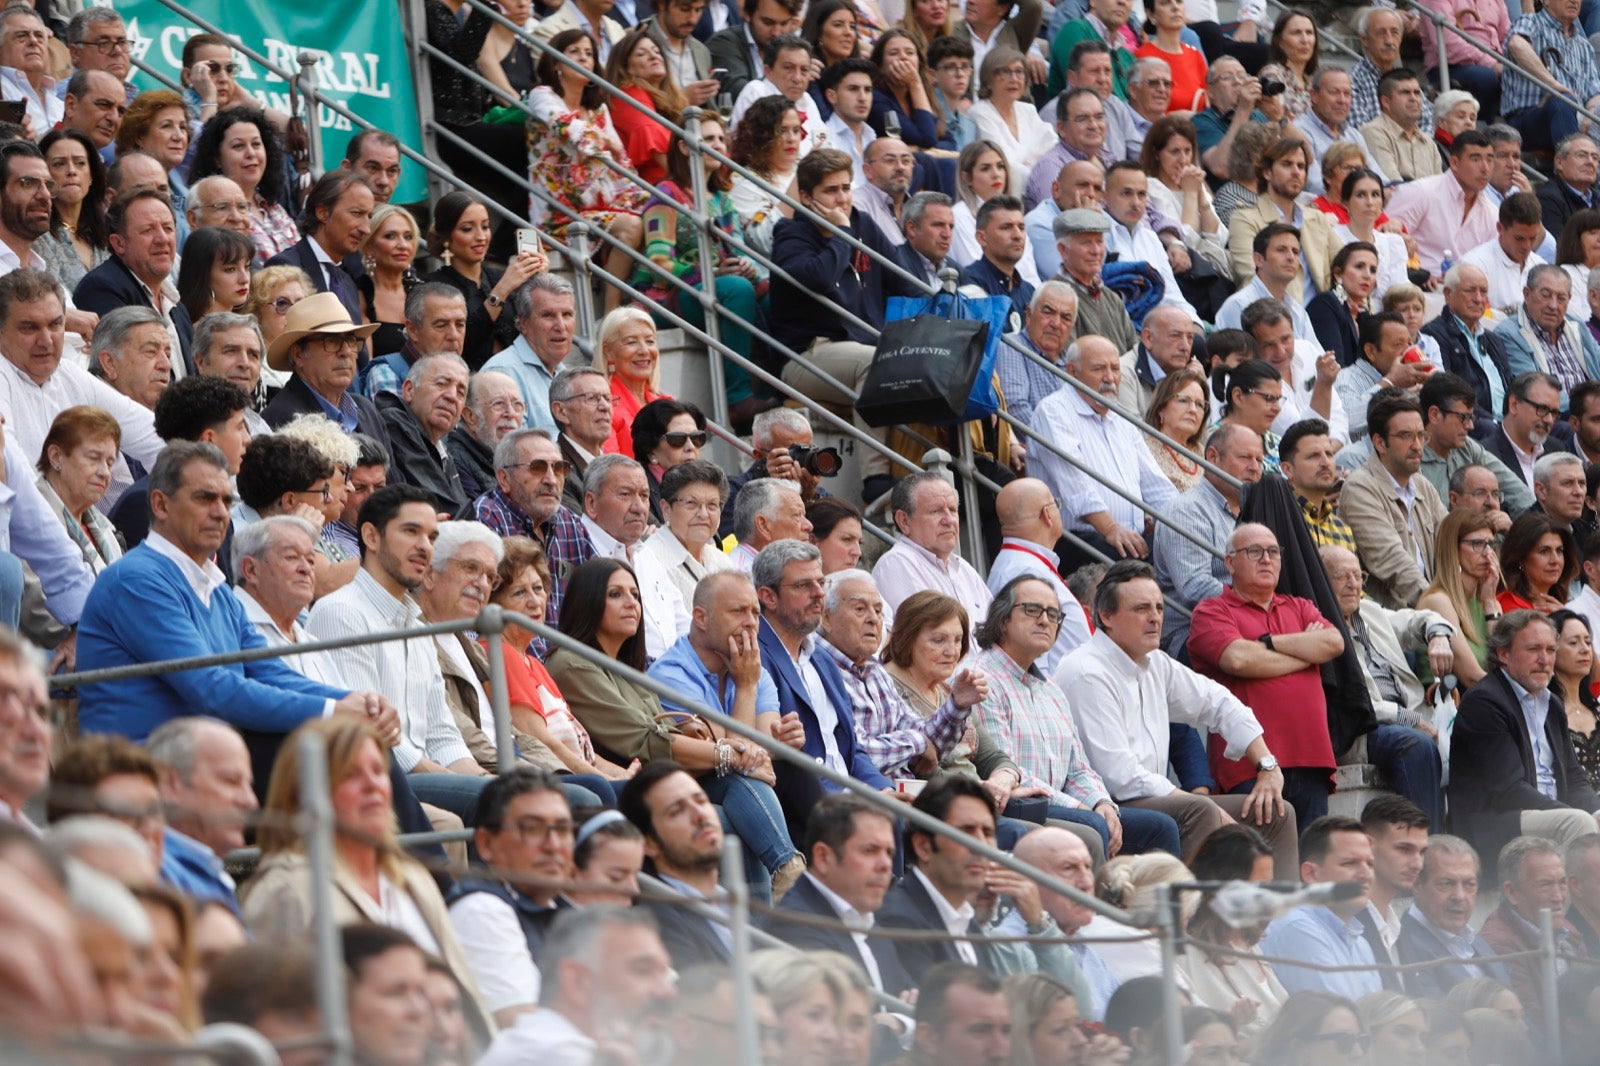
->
<box><xmin>967</xmin><ymin>99</ymin><xmax>1058</xmax><ymax>198</ymax></box>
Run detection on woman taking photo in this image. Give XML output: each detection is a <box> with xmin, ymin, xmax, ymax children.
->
<box><xmin>631</xmin><ymin>398</ymin><xmax>708</xmax><ymax>524</ymax></box>
<box><xmin>1143</xmin><ymin>368</ymin><xmax>1210</xmax><ymax>493</ymax></box>
<box><xmin>1307</xmin><ymin>241</ymin><xmax>1380</xmax><ymax>368</ymax></box>
<box><xmin>594</xmin><ymin>307</ymin><xmax>668</xmax><ymax>457</ymax></box>
<box><xmin>1417</xmin><ymin>510</ymin><xmax>1501</xmax><ymax>688</ymax></box>
<box><xmin>547</xmin><ymin>557</ymin><xmax>806</xmax><ymax>896</ymax></box>
<box><xmin>642</xmin><ymin>459</ymin><xmax>734</xmax><ymax>605</ymax></box>
<box><xmin>1497</xmin><ymin>510</ymin><xmax>1577</xmax><ymax>613</ymax></box>
<box><xmin>729</xmin><ymin>96</ymin><xmax>804</xmax><ymax>255</ymax></box>
<box><xmin>967</xmin><ymin>48</ymin><xmax>1054</xmax><ymax>197</ymax></box>
<box><xmin>1140</xmin><ymin>117</ymin><xmax>1226</xmax><ymax>269</ymax></box>
<box><xmin>1256</xmin><ymin>10</ymin><xmax>1318</xmax><ymax>120</ymax></box>
<box><xmin>1334</xmin><ymin>168</ymin><xmax>1408</xmax><ymax>301</ymax></box>
<box><xmin>175</xmin><ymin>227</ymin><xmax>255</xmax><ymax>331</ymax></box>
<box><xmin>1216</xmin><ymin>359</ymin><xmax>1284</xmax><ymax>476</ymax></box>
<box><xmin>241</xmin><ymin>716</ymin><xmax>494</xmax><ymax>1040</ymax></box>
<box><xmin>36</xmin><ymin>406</ymin><xmax>123</xmax><ymax>574</ymax></box>
<box><xmin>808</xmin><ymin>497</ymin><xmax>865</xmax><ymax>574</ymax></box>
<box><xmin>1135</xmin><ymin>0</ymin><xmax>1208</xmax><ymax>112</ymax></box>
<box><xmin>357</xmin><ymin>204</ymin><xmax>423</xmax><ymax>363</ymax></box>
<box><xmin>424</xmin><ymin>190</ymin><xmax>547</xmax><ymax>367</ymax></box>
<box><xmin>483</xmin><ymin>538</ymin><xmax>636</xmax><ymax>792</ymax></box>
<box><xmin>1549</xmin><ymin>608</ymin><xmax>1600</xmax><ymax>788</ymax></box>
<box><xmin>635</xmin><ymin>116</ymin><xmax>769</xmax><ymax>422</ymax></box>
<box><xmin>526</xmin><ymin>27</ymin><xmax>649</xmax><ymax>298</ymax></box>
<box><xmin>36</xmin><ymin>129</ymin><xmax>108</xmax><ymax>286</ymax></box>
<box><xmin>187</xmin><ymin>107</ymin><xmax>297</xmax><ymax>265</ymax></box>
<box><xmin>606</xmin><ymin>28</ymin><xmax>686</xmax><ymax>186</ymax></box>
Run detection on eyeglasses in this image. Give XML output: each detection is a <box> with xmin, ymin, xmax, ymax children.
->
<box><xmin>84</xmin><ymin>36</ymin><xmax>130</xmax><ymax>54</ymax></box>
<box><xmin>312</xmin><ymin>335</ymin><xmax>364</xmax><ymax>354</ymax></box>
<box><xmin>202</xmin><ymin>199</ymin><xmax>253</xmax><ymax>216</ymax></box>
<box><xmin>269</xmin><ymin>296</ymin><xmax>297</xmax><ymax>315</ymax></box>
<box><xmin>204</xmin><ymin>60</ymin><xmax>243</xmax><ymax>77</ymax></box>
<box><xmin>936</xmin><ymin>62</ymin><xmax>973</xmax><ymax>74</ymax></box>
<box><xmin>1228</xmin><ymin>545</ymin><xmax>1282</xmax><ymax>562</ymax></box>
<box><xmin>449</xmin><ymin>557</ymin><xmax>498</xmax><ymax>584</ymax></box>
<box><xmin>670</xmin><ymin>497</ymin><xmax>722</xmax><ymax>514</ymax></box>
<box><xmin>1440</xmin><ymin>407</ymin><xmax>1475</xmax><ymax>424</ymax></box>
<box><xmin>781</xmin><ymin>578</ymin><xmax>826</xmax><ymax>593</ymax></box>
<box><xmin>560</xmin><ymin>390</ymin><xmax>612</xmax><ymax>408</ymax></box>
<box><xmin>661</xmin><ymin>431</ymin><xmax>708</xmax><ymax>448</ymax></box>
<box><xmin>10</xmin><ymin>174</ymin><xmax>55</xmax><ymax>197</ymax></box>
<box><xmin>1460</xmin><ymin>537</ymin><xmax>1499</xmax><ymax>553</ymax></box>
<box><xmin>483</xmin><ymin>396</ymin><xmax>527</xmax><ymax>415</ymax></box>
<box><xmin>995</xmin><ymin>66</ymin><xmax>1027</xmax><ymax>78</ymax></box>
<box><xmin>505</xmin><ymin>817</ymin><xmax>575</xmax><ymax>842</ymax></box>
<box><xmin>1244</xmin><ymin>388</ymin><xmax>1283</xmax><ymax>404</ymax></box>
<box><xmin>507</xmin><ymin>457</ymin><xmax>571</xmax><ymax>479</ymax></box>
<box><xmin>1014</xmin><ymin>601</ymin><xmax>1064</xmax><ymax>624</ymax></box>
<box><xmin>301</xmin><ymin>482</ymin><xmax>334</xmax><ymax>503</ymax></box>
<box><xmin>1514</xmin><ymin>396</ymin><xmax>1560</xmax><ymax>420</ymax></box>
<box><xmin>1329</xmin><ymin>568</ymin><xmax>1367</xmax><ymax>586</ymax></box>
<box><xmin>1304</xmin><ymin>1032</ymin><xmax>1369</xmax><ymax>1056</ymax></box>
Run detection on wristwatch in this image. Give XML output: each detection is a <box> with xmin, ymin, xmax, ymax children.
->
<box><xmin>484</xmin><ymin>293</ymin><xmax>504</xmax><ymax>310</ymax></box>
<box><xmin>1257</xmin><ymin>633</ymin><xmax>1275</xmax><ymax>651</ymax></box>
<box><xmin>1256</xmin><ymin>755</ymin><xmax>1281</xmax><ymax>774</ymax></box>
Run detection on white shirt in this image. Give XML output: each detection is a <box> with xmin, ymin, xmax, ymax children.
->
<box><xmin>1027</xmin><ymin>385</ymin><xmax>1179</xmax><ymax>532</ymax></box>
<box><xmin>1213</xmin><ymin>275</ymin><xmax>1313</xmax><ymax>341</ymax></box>
<box><xmin>478</xmin><ymin>1008</ymin><xmax>596</xmax><ymax>1066</ymax></box>
<box><xmin>237</xmin><ymin>587</ymin><xmax>341</xmax><ymax>689</ymax></box>
<box><xmin>1572</xmin><ymin>583</ymin><xmax>1600</xmax><ymax>646</ymax></box>
<box><xmin>826</xmin><ymin>113</ymin><xmax>877</xmax><ymax>183</ymax></box>
<box><xmin>305</xmin><ymin>569</ymin><xmax>474</xmax><ymax>771</ymax></box>
<box><xmin>580</xmin><ymin>516</ymin><xmax>690</xmax><ymax>661</ymax></box>
<box><xmin>448</xmin><ymin>891</ymin><xmax>543</xmax><ymax>1012</ymax></box>
<box><xmin>796</xmin><ymin>632</ymin><xmax>848</xmax><ymax>774</ymax></box>
<box><xmin>0</xmin><ymin>67</ymin><xmax>60</xmax><ymax>135</ymax></box>
<box><xmin>805</xmin><ymin>872</ymin><xmax>885</xmax><ymax>990</ymax></box>
<box><xmin>1106</xmin><ymin>216</ymin><xmax>1200</xmax><ymax>321</ymax></box>
<box><xmin>379</xmin><ymin>872</ymin><xmax>442</xmax><ymax>955</ymax></box>
<box><xmin>1272</xmin><ymin>339</ymin><xmax>1352</xmax><ymax>444</ymax></box>
<box><xmin>912</xmin><ymin>866</ymin><xmax>977</xmax><ymax>965</ymax></box>
<box><xmin>731</xmin><ymin>80</ymin><xmax>828</xmax><ymax>157</ymax></box>
<box><xmin>1461</xmin><ymin>237</ymin><xmax>1545</xmax><ymax>315</ymax></box>
<box><xmin>145</xmin><ymin>531</ymin><xmax>226</xmax><ymax>607</ymax></box>
<box><xmin>1055</xmin><ymin>629</ymin><xmax>1264</xmax><ymax>800</ymax></box>
<box><xmin>966</xmin><ymin>100</ymin><xmax>1056</xmax><ymax>199</ymax></box>
<box><xmin>0</xmin><ymin>241</ymin><xmax>88</xmax><ymax>365</ymax></box>
<box><xmin>987</xmin><ymin>538</ymin><xmax>1092</xmax><ymax>677</ymax></box>
<box><xmin>639</xmin><ymin>526</ymin><xmax>734</xmax><ymax>615</ymax></box>
<box><xmin>0</xmin><ymin>350</ymin><xmax>162</xmax><ymax>512</ymax></box>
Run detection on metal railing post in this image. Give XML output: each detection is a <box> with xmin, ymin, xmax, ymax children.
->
<box><xmin>1540</xmin><ymin>908</ymin><xmax>1562</xmax><ymax>1062</ymax></box>
<box><xmin>682</xmin><ymin>107</ymin><xmax>729</xmax><ymax>436</ymax></box>
<box><xmin>565</xmin><ymin>222</ymin><xmax>597</xmax><ymax>338</ymax></box>
<box><xmin>722</xmin><ymin>839</ymin><xmax>760</xmax><ymax>1066</ymax></box>
<box><xmin>1436</xmin><ymin>23</ymin><xmax>1450</xmax><ymax>93</ymax></box>
<box><xmin>296</xmin><ymin>51</ymin><xmax>326</xmax><ymax>178</ymax></box>
<box><xmin>1157</xmin><ymin>884</ymin><xmax>1184</xmax><ymax>1066</ymax></box>
<box><xmin>299</xmin><ymin>729</ymin><xmax>352</xmax><ymax>1066</ymax></box>
<box><xmin>478</xmin><ymin>605</ymin><xmax>516</xmax><ymax>775</ymax></box>
<box><xmin>398</xmin><ymin>0</ymin><xmax>445</xmax><ymax>197</ymax></box>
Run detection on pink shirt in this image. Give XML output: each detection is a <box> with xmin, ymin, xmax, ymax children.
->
<box><xmin>1417</xmin><ymin>0</ymin><xmax>1509</xmax><ymax>72</ymax></box>
<box><xmin>1383</xmin><ymin>171</ymin><xmax>1498</xmax><ymax>276</ymax></box>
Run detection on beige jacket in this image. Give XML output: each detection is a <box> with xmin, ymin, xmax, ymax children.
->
<box><xmin>1225</xmin><ymin>196</ymin><xmax>1335</xmax><ymax>293</ymax></box>
<box><xmin>1336</xmin><ymin>453</ymin><xmax>1448</xmax><ymax>609</ymax></box>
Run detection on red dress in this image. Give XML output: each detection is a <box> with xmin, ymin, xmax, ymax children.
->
<box><xmin>604</xmin><ymin>373</ymin><xmax>666</xmax><ymax>457</ymax></box>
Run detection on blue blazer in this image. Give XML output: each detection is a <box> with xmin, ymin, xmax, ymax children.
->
<box><xmin>757</xmin><ymin>617</ymin><xmax>890</xmax><ymax>790</ymax></box>
<box><xmin>1395</xmin><ymin>907</ymin><xmax>1510</xmax><ymax>1001</ymax></box>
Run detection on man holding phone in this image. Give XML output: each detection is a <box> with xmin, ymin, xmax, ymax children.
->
<box><xmin>646</xmin><ymin>0</ymin><xmax>721</xmax><ymax>106</ymax></box>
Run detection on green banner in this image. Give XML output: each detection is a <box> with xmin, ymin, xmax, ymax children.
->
<box><xmin>122</xmin><ymin>0</ymin><xmax>429</xmax><ymax>202</ymax></box>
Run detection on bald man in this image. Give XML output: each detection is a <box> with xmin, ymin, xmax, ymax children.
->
<box><xmin>1117</xmin><ymin>304</ymin><xmax>1201</xmax><ymax>415</ymax></box>
<box><xmin>986</xmin><ymin>478</ymin><xmax>1092</xmax><ymax>676</ymax></box>
<box><xmin>1025</xmin><ymin>159</ymin><xmax>1106</xmax><ymax>279</ymax></box>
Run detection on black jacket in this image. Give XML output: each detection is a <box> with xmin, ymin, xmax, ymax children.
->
<box><xmin>446</xmin><ymin>424</ymin><xmax>497</xmax><ymax>504</ymax></box>
<box><xmin>1446</xmin><ymin>667</ymin><xmax>1600</xmax><ymax>870</ymax></box>
<box><xmin>761</xmin><ymin>874</ymin><xmax>914</xmax><ymax>996</ymax></box>
<box><xmin>73</xmin><ymin>255</ymin><xmax>195</xmax><ymax>376</ymax></box>
<box><xmin>705</xmin><ymin>25</ymin><xmax>759</xmax><ymax>103</ymax></box>
<box><xmin>1480</xmin><ymin>422</ymin><xmax>1578</xmax><ymax>476</ymax></box>
<box><xmin>261</xmin><ymin>376</ymin><xmax>393</xmax><ymax>470</ymax></box>
<box><xmin>265</xmin><ymin>238</ymin><xmax>362</xmax><ymax>325</ymax></box>
<box><xmin>769</xmin><ymin>208</ymin><xmax>920</xmax><ymax>352</ymax></box>
<box><xmin>876</xmin><ymin>871</ymin><xmax>1000</xmax><ymax>984</ymax></box>
<box><xmin>1395</xmin><ymin>907</ymin><xmax>1511</xmax><ymax>1000</ymax></box>
<box><xmin>376</xmin><ymin>391</ymin><xmax>469</xmax><ymax>514</ymax></box>
<box><xmin>1538</xmin><ymin>178</ymin><xmax>1594</xmax><ymax>245</ymax></box>
<box><xmin>1307</xmin><ymin>291</ymin><xmax>1363</xmax><ymax>368</ymax></box>
<box><xmin>1421</xmin><ymin>311</ymin><xmax>1513</xmax><ymax>435</ymax></box>
<box><xmin>637</xmin><ymin>891</ymin><xmax>732</xmax><ymax>971</ymax></box>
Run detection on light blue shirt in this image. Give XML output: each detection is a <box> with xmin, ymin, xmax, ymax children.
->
<box><xmin>1214</xmin><ymin>275</ymin><xmax>1314</xmax><ymax>342</ymax></box>
<box><xmin>1261</xmin><ymin>904</ymin><xmax>1383</xmax><ymax>1000</ymax></box>
<box><xmin>1294</xmin><ymin>110</ymin><xmax>1388</xmax><ymax>195</ymax></box>
<box><xmin>1026</xmin><ymin>198</ymin><xmax>1065</xmax><ymax>280</ymax></box>
<box><xmin>1153</xmin><ymin>477</ymin><xmax>1236</xmax><ymax>656</ymax></box>
<box><xmin>1454</xmin><ymin>312</ymin><xmax>1506</xmax><ymax>415</ymax></box>
<box><xmin>647</xmin><ymin>633</ymin><xmax>779</xmax><ymax>719</ymax></box>
<box><xmin>481</xmin><ymin>335</ymin><xmax>561</xmax><ymax>434</ymax></box>
<box><xmin>0</xmin><ymin>439</ymin><xmax>93</xmax><ymax>625</ymax></box>
<box><xmin>1507</xmin><ymin>674</ymin><xmax>1558</xmax><ymax>799</ymax></box>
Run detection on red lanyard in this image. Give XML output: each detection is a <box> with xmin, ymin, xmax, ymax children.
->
<box><xmin>1000</xmin><ymin>543</ymin><xmax>1062</xmax><ymax>578</ymax></box>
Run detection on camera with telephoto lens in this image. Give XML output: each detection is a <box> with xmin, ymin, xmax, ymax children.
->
<box><xmin>787</xmin><ymin>445</ymin><xmax>843</xmax><ymax>477</ymax></box>
<box><xmin>1258</xmin><ymin>76</ymin><xmax>1287</xmax><ymax>97</ymax></box>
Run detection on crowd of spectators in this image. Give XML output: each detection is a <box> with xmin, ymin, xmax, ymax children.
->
<box><xmin>11</xmin><ymin>0</ymin><xmax>1600</xmax><ymax>1063</ymax></box>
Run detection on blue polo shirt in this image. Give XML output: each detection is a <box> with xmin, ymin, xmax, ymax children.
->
<box><xmin>647</xmin><ymin>633</ymin><xmax>780</xmax><ymax>718</ymax></box>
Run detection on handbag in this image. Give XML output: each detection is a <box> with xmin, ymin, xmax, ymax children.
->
<box><xmin>863</xmin><ymin>290</ymin><xmax>1006</xmax><ymax>427</ymax></box>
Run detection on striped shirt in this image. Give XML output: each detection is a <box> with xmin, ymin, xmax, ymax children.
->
<box><xmin>968</xmin><ymin>646</ymin><xmax>1110</xmax><ymax>810</ymax></box>
<box><xmin>1503</xmin><ymin>10</ymin><xmax>1600</xmax><ymax>116</ymax></box>
<box><xmin>1028</xmin><ymin>385</ymin><xmax>1179</xmax><ymax>533</ymax></box>
<box><xmin>818</xmin><ymin>639</ymin><xmax>973</xmax><ymax>776</ymax></box>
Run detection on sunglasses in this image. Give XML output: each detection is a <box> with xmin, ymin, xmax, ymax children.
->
<box><xmin>270</xmin><ymin>296</ymin><xmax>298</xmax><ymax>315</ymax></box>
<box><xmin>662</xmin><ymin>431</ymin><xmax>708</xmax><ymax>448</ymax></box>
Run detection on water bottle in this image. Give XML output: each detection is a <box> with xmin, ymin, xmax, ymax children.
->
<box><xmin>885</xmin><ymin>110</ymin><xmax>902</xmax><ymax>138</ymax></box>
<box><xmin>1438</xmin><ymin>249</ymin><xmax>1455</xmax><ymax>277</ymax></box>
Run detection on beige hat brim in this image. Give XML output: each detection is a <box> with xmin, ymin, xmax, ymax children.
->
<box><xmin>266</xmin><ymin>319</ymin><xmax>383</xmax><ymax>373</ymax></box>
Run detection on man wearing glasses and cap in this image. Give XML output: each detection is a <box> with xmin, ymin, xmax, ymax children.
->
<box><xmin>261</xmin><ymin>291</ymin><xmax>391</xmax><ymax>455</ymax></box>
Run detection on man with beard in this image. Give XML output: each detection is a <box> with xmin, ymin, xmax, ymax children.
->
<box><xmin>1226</xmin><ymin>137</ymin><xmax>1333</xmax><ymax>293</ymax></box>
<box><xmin>470</xmin><ymin>427</ymin><xmax>593</xmax><ymax>622</ymax></box>
<box><xmin>960</xmin><ymin>195</ymin><xmax>1034</xmax><ymax>326</ymax></box>
<box><xmin>1483</xmin><ymin>371</ymin><xmax>1577</xmax><ymax>490</ymax></box>
<box><xmin>449</xmin><ymin>370</ymin><xmax>526</xmax><ymax>501</ymax></box>
<box><xmin>478</xmin><ymin>906</ymin><xmax>676</xmax><ymax>1066</ymax></box>
<box><xmin>1028</xmin><ymin>336</ymin><xmax>1177</xmax><ymax>563</ymax></box>
<box><xmin>854</xmin><ymin>137</ymin><xmax>915</xmax><ymax>245</ymax></box>
<box><xmin>74</xmin><ymin>189</ymin><xmax>190</xmax><ymax>375</ymax></box>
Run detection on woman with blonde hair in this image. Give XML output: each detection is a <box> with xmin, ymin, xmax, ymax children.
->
<box><xmin>276</xmin><ymin>413</ymin><xmax>363</xmax><ymax>583</ymax></box>
<box><xmin>1004</xmin><ymin>973</ymin><xmax>1088</xmax><ymax>1066</ymax></box>
<box><xmin>951</xmin><ymin>138</ymin><xmax>1042</xmax><ymax>283</ymax></box>
<box><xmin>240</xmin><ymin>716</ymin><xmax>494</xmax><ymax>1042</ymax></box>
<box><xmin>356</xmin><ymin>203</ymin><xmax>423</xmax><ymax>364</ymax></box>
<box><xmin>1417</xmin><ymin>510</ymin><xmax>1501</xmax><ymax>688</ymax></box>
<box><xmin>1357</xmin><ymin>991</ymin><xmax>1427</xmax><ymax>1066</ymax></box>
<box><xmin>1082</xmin><ymin>853</ymin><xmax>1197</xmax><ymax>985</ymax></box>
<box><xmin>808</xmin><ymin>951</ymin><xmax>876</xmax><ymax>1066</ymax></box>
<box><xmin>747</xmin><ymin>949</ymin><xmax>846</xmax><ymax>1066</ymax></box>
<box><xmin>593</xmin><ymin>306</ymin><xmax>669</xmax><ymax>457</ymax></box>
<box><xmin>242</xmin><ymin>264</ymin><xmax>316</xmax><ymax>392</ymax></box>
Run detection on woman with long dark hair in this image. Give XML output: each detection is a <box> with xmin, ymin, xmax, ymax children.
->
<box><xmin>546</xmin><ymin>558</ymin><xmax>805</xmax><ymax>898</ymax></box>
<box><xmin>423</xmin><ymin>191</ymin><xmax>547</xmax><ymax>367</ymax></box>
<box><xmin>1550</xmin><ymin>608</ymin><xmax>1600</xmax><ymax>788</ymax></box>
<box><xmin>175</xmin><ymin>226</ymin><xmax>255</xmax><ymax>328</ymax></box>
<box><xmin>605</xmin><ymin>27</ymin><xmax>686</xmax><ymax>185</ymax></box>
<box><xmin>1498</xmin><ymin>510</ymin><xmax>1577</xmax><ymax>613</ymax></box>
<box><xmin>36</xmin><ymin>128</ymin><xmax>108</xmax><ymax>286</ymax></box>
<box><xmin>187</xmin><ymin>107</ymin><xmax>296</xmax><ymax>265</ymax></box>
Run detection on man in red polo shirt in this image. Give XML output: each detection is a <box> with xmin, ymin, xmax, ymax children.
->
<box><xmin>1187</xmin><ymin>522</ymin><xmax>1346</xmax><ymax>830</ymax></box>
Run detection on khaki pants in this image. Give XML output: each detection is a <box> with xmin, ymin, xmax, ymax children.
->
<box><xmin>1521</xmin><ymin>807</ymin><xmax>1600</xmax><ymax>850</ymax></box>
<box><xmin>781</xmin><ymin>338</ymin><xmax>895</xmax><ymax>479</ymax></box>
<box><xmin>1123</xmin><ymin>790</ymin><xmax>1301</xmax><ymax>880</ymax></box>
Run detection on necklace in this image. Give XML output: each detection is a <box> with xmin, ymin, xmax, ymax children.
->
<box><xmin>1162</xmin><ymin>441</ymin><xmax>1200</xmax><ymax>475</ymax></box>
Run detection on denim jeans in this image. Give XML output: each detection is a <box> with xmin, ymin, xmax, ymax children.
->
<box><xmin>702</xmin><ymin>773</ymin><xmax>801</xmax><ymax>877</ymax></box>
<box><xmin>558</xmin><ymin>773</ymin><xmax>616</xmax><ymax>810</ymax></box>
<box><xmin>1508</xmin><ymin>96</ymin><xmax>1583</xmax><ymax>154</ymax></box>
<box><xmin>1230</xmin><ymin>767</ymin><xmax>1330</xmax><ymax>828</ymax></box>
<box><xmin>0</xmin><ymin>551</ymin><xmax>23</xmax><ymax>630</ymax></box>
<box><xmin>1005</xmin><ymin>796</ymin><xmax>1183</xmax><ymax>857</ymax></box>
<box><xmin>1364</xmin><ymin>724</ymin><xmax>1444</xmax><ymax>829</ymax></box>
<box><xmin>408</xmin><ymin>772</ymin><xmax>494</xmax><ymax>825</ymax></box>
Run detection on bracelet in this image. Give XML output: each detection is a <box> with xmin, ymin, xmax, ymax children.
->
<box><xmin>713</xmin><ymin>739</ymin><xmax>733</xmax><ymax>778</ymax></box>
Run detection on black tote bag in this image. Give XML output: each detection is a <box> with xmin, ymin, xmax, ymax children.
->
<box><xmin>855</xmin><ymin>313</ymin><xmax>990</xmax><ymax>428</ymax></box>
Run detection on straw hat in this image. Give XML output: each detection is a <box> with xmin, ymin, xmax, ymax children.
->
<box><xmin>266</xmin><ymin>291</ymin><xmax>381</xmax><ymax>372</ymax></box>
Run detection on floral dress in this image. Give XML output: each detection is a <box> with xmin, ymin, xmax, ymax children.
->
<box><xmin>525</xmin><ymin>85</ymin><xmax>649</xmax><ymax>234</ymax></box>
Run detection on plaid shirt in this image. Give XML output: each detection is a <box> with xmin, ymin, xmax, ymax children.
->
<box><xmin>1298</xmin><ymin>493</ymin><xmax>1358</xmax><ymax>551</ymax></box>
<box><xmin>996</xmin><ymin>329</ymin><xmax>1069</xmax><ymax>427</ymax></box>
<box><xmin>1349</xmin><ymin>58</ymin><xmax>1435</xmax><ymax>134</ymax></box>
<box><xmin>471</xmin><ymin>487</ymin><xmax>594</xmax><ymax>622</ymax></box>
<box><xmin>1503</xmin><ymin>10</ymin><xmax>1600</xmax><ymax>115</ymax></box>
<box><xmin>817</xmin><ymin>638</ymin><xmax>972</xmax><ymax>776</ymax></box>
<box><xmin>968</xmin><ymin>646</ymin><xmax>1110</xmax><ymax>810</ymax></box>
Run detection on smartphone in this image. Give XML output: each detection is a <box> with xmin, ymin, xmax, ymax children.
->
<box><xmin>0</xmin><ymin>100</ymin><xmax>25</xmax><ymax>126</ymax></box>
<box><xmin>516</xmin><ymin>228</ymin><xmax>542</xmax><ymax>256</ymax></box>
<box><xmin>710</xmin><ymin>67</ymin><xmax>728</xmax><ymax>80</ymax></box>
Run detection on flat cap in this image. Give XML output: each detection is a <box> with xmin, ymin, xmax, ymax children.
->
<box><xmin>1055</xmin><ymin>208</ymin><xmax>1111</xmax><ymax>235</ymax></box>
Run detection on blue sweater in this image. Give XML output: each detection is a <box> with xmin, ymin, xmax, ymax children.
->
<box><xmin>77</xmin><ymin>544</ymin><xmax>345</xmax><ymax>742</ymax></box>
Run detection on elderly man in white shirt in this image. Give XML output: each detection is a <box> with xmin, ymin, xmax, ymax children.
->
<box><xmin>1055</xmin><ymin>558</ymin><xmax>1301</xmax><ymax>878</ymax></box>
<box><xmin>233</xmin><ymin>515</ymin><xmax>341</xmax><ymax>686</ymax></box>
<box><xmin>0</xmin><ymin>268</ymin><xmax>161</xmax><ymax>510</ymax></box>
<box><xmin>872</xmin><ymin>471</ymin><xmax>993</xmax><ymax>622</ymax></box>
<box><xmin>578</xmin><ymin>454</ymin><xmax>690</xmax><ymax>660</ymax></box>
<box><xmin>986</xmin><ymin>476</ymin><xmax>1092</xmax><ymax>677</ymax></box>
<box><xmin>1026</xmin><ymin>335</ymin><xmax>1178</xmax><ymax>563</ymax></box>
